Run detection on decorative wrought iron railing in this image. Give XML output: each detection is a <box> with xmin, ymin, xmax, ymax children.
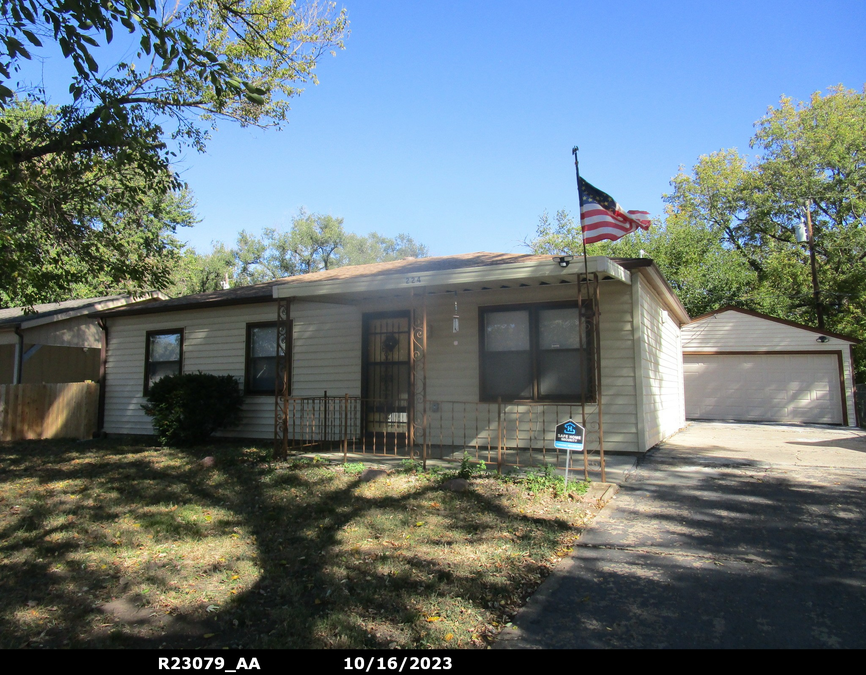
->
<box><xmin>276</xmin><ymin>393</ymin><xmax>597</xmax><ymax>474</ymax></box>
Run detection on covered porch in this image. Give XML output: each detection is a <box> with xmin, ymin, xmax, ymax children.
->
<box><xmin>269</xmin><ymin>254</ymin><xmax>656</xmax><ymax>478</ymax></box>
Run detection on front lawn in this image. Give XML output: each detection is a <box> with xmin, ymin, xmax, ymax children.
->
<box><xmin>0</xmin><ymin>439</ymin><xmax>597</xmax><ymax>649</ymax></box>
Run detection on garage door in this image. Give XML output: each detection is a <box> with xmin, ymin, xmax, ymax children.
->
<box><xmin>683</xmin><ymin>353</ymin><xmax>843</xmax><ymax>424</ymax></box>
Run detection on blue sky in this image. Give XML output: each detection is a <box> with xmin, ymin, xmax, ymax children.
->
<box><xmin>19</xmin><ymin>1</ymin><xmax>866</xmax><ymax>256</ymax></box>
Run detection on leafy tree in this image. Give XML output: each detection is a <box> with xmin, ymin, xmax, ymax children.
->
<box><xmin>229</xmin><ymin>209</ymin><xmax>428</xmax><ymax>286</ymax></box>
<box><xmin>666</xmin><ymin>85</ymin><xmax>865</xmax><ymax>379</ymax></box>
<box><xmin>166</xmin><ymin>242</ymin><xmax>236</xmax><ymax>297</ymax></box>
<box><xmin>0</xmin><ymin>0</ymin><xmax>347</xmax><ymax>305</ymax></box>
<box><xmin>231</xmin><ymin>210</ymin><xmax>344</xmax><ymax>285</ymax></box>
<box><xmin>529</xmin><ymin>208</ymin><xmax>755</xmax><ymax>319</ymax></box>
<box><xmin>282</xmin><ymin>209</ymin><xmax>346</xmax><ymax>275</ymax></box>
<box><xmin>169</xmin><ymin>211</ymin><xmax>430</xmax><ymax>294</ymax></box>
<box><xmin>0</xmin><ymin>99</ymin><xmax>196</xmax><ymax>307</ymax></box>
<box><xmin>340</xmin><ymin>231</ymin><xmax>429</xmax><ymax>267</ymax></box>
<box><xmin>1</xmin><ymin>1</ymin><xmax>348</xmax><ymax>145</ymax></box>
<box><xmin>529</xmin><ymin>85</ymin><xmax>866</xmax><ymax>381</ymax></box>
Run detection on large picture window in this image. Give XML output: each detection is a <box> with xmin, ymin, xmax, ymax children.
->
<box><xmin>144</xmin><ymin>329</ymin><xmax>183</xmax><ymax>393</ymax></box>
<box><xmin>246</xmin><ymin>322</ymin><xmax>290</xmax><ymax>395</ymax></box>
<box><xmin>479</xmin><ymin>303</ymin><xmax>593</xmax><ymax>401</ymax></box>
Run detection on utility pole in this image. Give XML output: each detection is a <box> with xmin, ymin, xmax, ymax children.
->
<box><xmin>804</xmin><ymin>200</ymin><xmax>824</xmax><ymax>330</ymax></box>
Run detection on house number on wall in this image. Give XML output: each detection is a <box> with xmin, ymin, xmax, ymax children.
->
<box><xmin>404</xmin><ymin>276</ymin><xmax>423</xmax><ymax>284</ymax></box>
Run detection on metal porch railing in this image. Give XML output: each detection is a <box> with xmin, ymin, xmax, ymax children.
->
<box><xmin>277</xmin><ymin>393</ymin><xmax>598</xmax><ymax>473</ymax></box>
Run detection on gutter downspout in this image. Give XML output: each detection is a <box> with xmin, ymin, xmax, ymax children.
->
<box><xmin>631</xmin><ymin>273</ymin><xmax>648</xmax><ymax>452</ymax></box>
<box><xmin>97</xmin><ymin>319</ymin><xmax>107</xmax><ymax>433</ymax></box>
<box><xmin>13</xmin><ymin>327</ymin><xmax>24</xmax><ymax>384</ymax></box>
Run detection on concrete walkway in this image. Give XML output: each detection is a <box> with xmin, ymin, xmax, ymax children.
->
<box><xmin>496</xmin><ymin>421</ymin><xmax>866</xmax><ymax>649</ymax></box>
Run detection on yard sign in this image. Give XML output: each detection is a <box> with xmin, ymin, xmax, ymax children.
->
<box><xmin>555</xmin><ymin>419</ymin><xmax>585</xmax><ymax>486</ymax></box>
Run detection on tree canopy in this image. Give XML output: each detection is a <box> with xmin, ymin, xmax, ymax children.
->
<box><xmin>529</xmin><ymin>85</ymin><xmax>866</xmax><ymax>381</ymax></box>
<box><xmin>170</xmin><ymin>211</ymin><xmax>430</xmax><ymax>296</ymax></box>
<box><xmin>1</xmin><ymin>0</ymin><xmax>348</xmax><ymax>146</ymax></box>
<box><xmin>0</xmin><ymin>0</ymin><xmax>348</xmax><ymax>307</ymax></box>
<box><xmin>0</xmin><ymin>98</ymin><xmax>196</xmax><ymax>307</ymax></box>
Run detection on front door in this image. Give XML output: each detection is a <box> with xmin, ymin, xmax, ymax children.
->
<box><xmin>362</xmin><ymin>312</ymin><xmax>411</xmax><ymax>444</ymax></box>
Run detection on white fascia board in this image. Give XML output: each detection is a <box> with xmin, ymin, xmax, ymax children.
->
<box><xmin>273</xmin><ymin>257</ymin><xmax>630</xmax><ymax>299</ymax></box>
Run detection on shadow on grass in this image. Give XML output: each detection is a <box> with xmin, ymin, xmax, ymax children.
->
<box><xmin>0</xmin><ymin>438</ymin><xmax>579</xmax><ymax>649</ymax></box>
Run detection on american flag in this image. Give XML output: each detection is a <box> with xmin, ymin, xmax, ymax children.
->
<box><xmin>579</xmin><ymin>177</ymin><xmax>651</xmax><ymax>244</ymax></box>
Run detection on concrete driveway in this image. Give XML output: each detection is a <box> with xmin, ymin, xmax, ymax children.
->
<box><xmin>496</xmin><ymin>421</ymin><xmax>866</xmax><ymax>649</ymax></box>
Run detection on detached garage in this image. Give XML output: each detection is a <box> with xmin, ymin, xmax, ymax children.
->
<box><xmin>682</xmin><ymin>307</ymin><xmax>859</xmax><ymax>427</ymax></box>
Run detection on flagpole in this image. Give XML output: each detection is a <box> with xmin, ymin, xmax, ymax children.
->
<box><xmin>572</xmin><ymin>147</ymin><xmax>589</xmax><ymax>482</ymax></box>
<box><xmin>572</xmin><ymin>146</ymin><xmax>606</xmax><ymax>484</ymax></box>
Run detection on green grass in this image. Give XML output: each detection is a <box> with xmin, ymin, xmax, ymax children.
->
<box><xmin>0</xmin><ymin>439</ymin><xmax>594</xmax><ymax>649</ymax></box>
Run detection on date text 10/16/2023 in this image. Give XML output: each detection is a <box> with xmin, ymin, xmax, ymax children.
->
<box><xmin>345</xmin><ymin>657</ymin><xmax>452</xmax><ymax>671</ymax></box>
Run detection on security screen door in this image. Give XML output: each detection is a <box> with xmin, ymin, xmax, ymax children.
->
<box><xmin>362</xmin><ymin>312</ymin><xmax>411</xmax><ymax>441</ymax></box>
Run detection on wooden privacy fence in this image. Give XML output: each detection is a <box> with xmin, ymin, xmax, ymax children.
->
<box><xmin>0</xmin><ymin>382</ymin><xmax>99</xmax><ymax>441</ymax></box>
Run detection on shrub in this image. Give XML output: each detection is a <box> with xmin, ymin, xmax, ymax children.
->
<box><xmin>343</xmin><ymin>462</ymin><xmax>365</xmax><ymax>475</ymax></box>
<box><xmin>142</xmin><ymin>372</ymin><xmax>243</xmax><ymax>446</ymax></box>
<box><xmin>399</xmin><ymin>458</ymin><xmax>423</xmax><ymax>474</ymax></box>
<box><xmin>457</xmin><ymin>452</ymin><xmax>487</xmax><ymax>480</ymax></box>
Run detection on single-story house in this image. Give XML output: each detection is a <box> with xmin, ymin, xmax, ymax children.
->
<box><xmin>682</xmin><ymin>306</ymin><xmax>860</xmax><ymax>426</ymax></box>
<box><xmin>98</xmin><ymin>253</ymin><xmax>690</xmax><ymax>458</ymax></box>
<box><xmin>0</xmin><ymin>293</ymin><xmax>166</xmax><ymax>385</ymax></box>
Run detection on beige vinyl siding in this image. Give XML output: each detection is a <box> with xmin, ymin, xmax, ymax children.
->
<box><xmin>292</xmin><ymin>301</ymin><xmax>362</xmax><ymax>397</ymax></box>
<box><xmin>104</xmin><ymin>300</ymin><xmax>361</xmax><ymax>439</ymax></box>
<box><xmin>104</xmin><ymin>278</ymin><xmax>647</xmax><ymax>451</ymax></box>
<box><xmin>638</xmin><ymin>277</ymin><xmax>686</xmax><ymax>448</ymax></box>
<box><xmin>682</xmin><ymin>310</ymin><xmax>856</xmax><ymax>425</ymax></box>
<box><xmin>683</xmin><ymin>310</ymin><xmax>841</xmax><ymax>350</ymax></box>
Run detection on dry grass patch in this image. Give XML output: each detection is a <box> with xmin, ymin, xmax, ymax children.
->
<box><xmin>0</xmin><ymin>440</ymin><xmax>599</xmax><ymax>649</ymax></box>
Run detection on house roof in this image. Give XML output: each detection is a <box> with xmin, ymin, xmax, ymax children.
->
<box><xmin>99</xmin><ymin>252</ymin><xmax>689</xmax><ymax>323</ymax></box>
<box><xmin>99</xmin><ymin>253</ymin><xmax>555</xmax><ymax>316</ymax></box>
<box><xmin>686</xmin><ymin>306</ymin><xmax>860</xmax><ymax>344</ymax></box>
<box><xmin>0</xmin><ymin>292</ymin><xmax>167</xmax><ymax>331</ymax></box>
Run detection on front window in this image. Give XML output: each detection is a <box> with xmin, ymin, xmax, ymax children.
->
<box><xmin>246</xmin><ymin>323</ymin><xmax>286</xmax><ymax>394</ymax></box>
<box><xmin>480</xmin><ymin>303</ymin><xmax>593</xmax><ymax>401</ymax></box>
<box><xmin>145</xmin><ymin>330</ymin><xmax>183</xmax><ymax>392</ymax></box>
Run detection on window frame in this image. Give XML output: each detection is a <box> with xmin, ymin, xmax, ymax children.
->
<box><xmin>143</xmin><ymin>328</ymin><xmax>184</xmax><ymax>394</ymax></box>
<box><xmin>477</xmin><ymin>301</ymin><xmax>595</xmax><ymax>403</ymax></box>
<box><xmin>245</xmin><ymin>321</ymin><xmax>291</xmax><ymax>396</ymax></box>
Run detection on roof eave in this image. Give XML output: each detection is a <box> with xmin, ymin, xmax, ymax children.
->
<box><xmin>0</xmin><ymin>292</ymin><xmax>168</xmax><ymax>330</ymax></box>
<box><xmin>273</xmin><ymin>256</ymin><xmax>632</xmax><ymax>299</ymax></box>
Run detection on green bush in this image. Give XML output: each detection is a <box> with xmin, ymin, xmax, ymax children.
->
<box><xmin>399</xmin><ymin>458</ymin><xmax>423</xmax><ymax>474</ymax></box>
<box><xmin>457</xmin><ymin>452</ymin><xmax>487</xmax><ymax>479</ymax></box>
<box><xmin>142</xmin><ymin>372</ymin><xmax>243</xmax><ymax>446</ymax></box>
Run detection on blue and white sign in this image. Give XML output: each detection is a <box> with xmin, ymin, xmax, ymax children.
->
<box><xmin>555</xmin><ymin>419</ymin><xmax>585</xmax><ymax>451</ymax></box>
